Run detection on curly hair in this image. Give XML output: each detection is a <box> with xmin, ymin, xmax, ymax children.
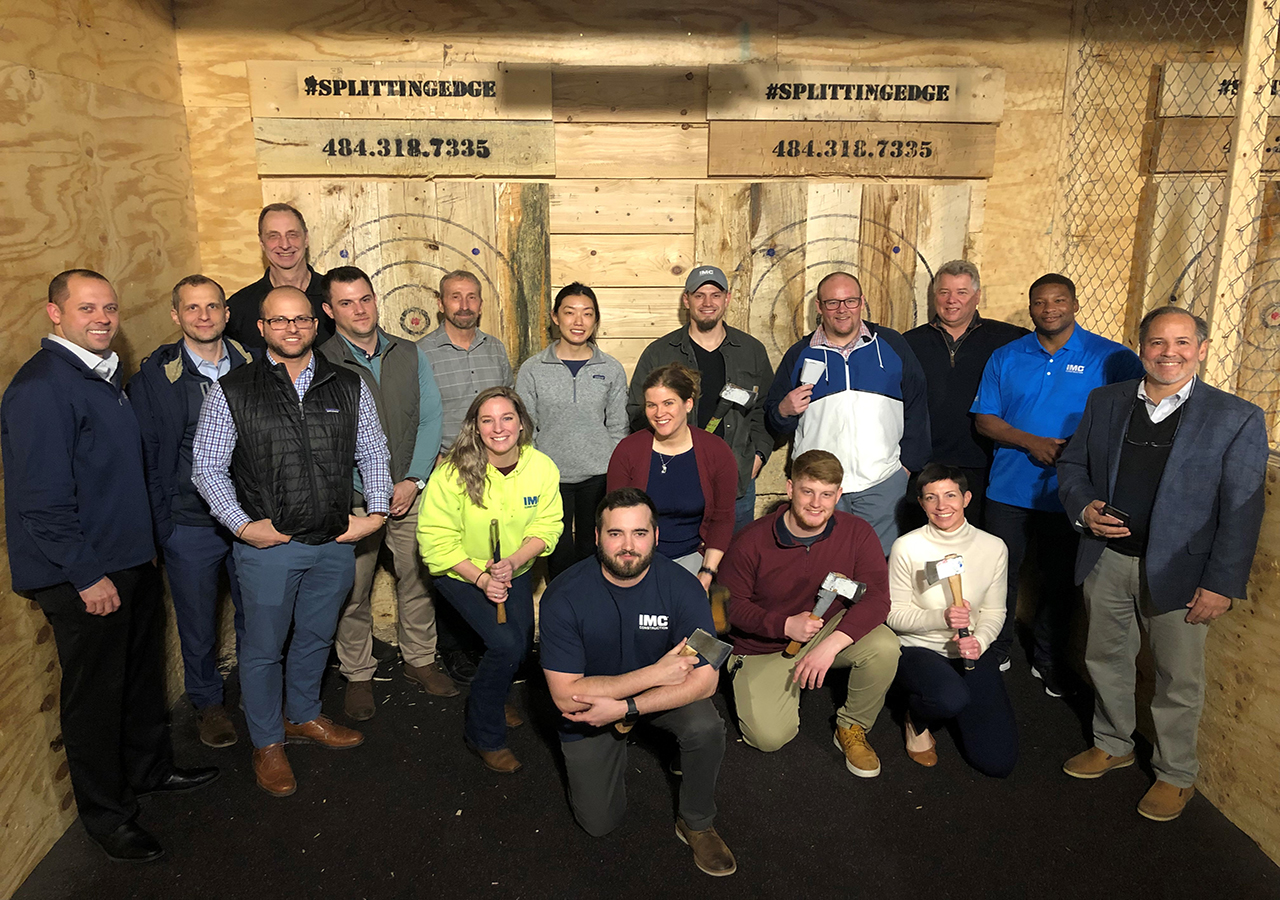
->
<box><xmin>445</xmin><ymin>386</ymin><xmax>536</xmax><ymax>507</ymax></box>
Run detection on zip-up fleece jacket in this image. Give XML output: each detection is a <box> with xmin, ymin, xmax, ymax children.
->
<box><xmin>516</xmin><ymin>343</ymin><xmax>628</xmax><ymax>484</ymax></box>
<box><xmin>417</xmin><ymin>446</ymin><xmax>563</xmax><ymax>582</ymax></box>
<box><xmin>765</xmin><ymin>323</ymin><xmax>931</xmax><ymax>493</ymax></box>
<box><xmin>627</xmin><ymin>326</ymin><xmax>775</xmax><ymax>499</ymax></box>
<box><xmin>719</xmin><ymin>506</ymin><xmax>890</xmax><ymax>657</ymax></box>
<box><xmin>128</xmin><ymin>337</ymin><xmax>254</xmax><ymax>543</ymax></box>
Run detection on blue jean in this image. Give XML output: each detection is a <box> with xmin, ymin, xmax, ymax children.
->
<box><xmin>733</xmin><ymin>479</ymin><xmax>757</xmax><ymax>534</ymax></box>
<box><xmin>161</xmin><ymin>524</ymin><xmax>245</xmax><ymax>708</ymax></box>
<box><xmin>895</xmin><ymin>646</ymin><xmax>1018</xmax><ymax>778</ymax></box>
<box><xmin>433</xmin><ymin>571</ymin><xmax>534</xmax><ymax>751</ymax></box>
<box><xmin>233</xmin><ymin>540</ymin><xmax>355</xmax><ymax>748</ymax></box>
<box><xmin>836</xmin><ymin>466</ymin><xmax>910</xmax><ymax>555</ymax></box>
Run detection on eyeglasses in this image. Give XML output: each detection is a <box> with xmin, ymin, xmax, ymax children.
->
<box><xmin>819</xmin><ymin>297</ymin><xmax>863</xmax><ymax>311</ymax></box>
<box><xmin>261</xmin><ymin>315</ymin><xmax>318</xmax><ymax>330</ymax></box>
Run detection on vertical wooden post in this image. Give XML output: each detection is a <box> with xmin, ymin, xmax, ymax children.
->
<box><xmin>1204</xmin><ymin>0</ymin><xmax>1278</xmax><ymax>389</ymax></box>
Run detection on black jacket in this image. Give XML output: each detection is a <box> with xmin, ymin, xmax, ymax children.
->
<box><xmin>225</xmin><ymin>266</ymin><xmax>335</xmax><ymax>352</ymax></box>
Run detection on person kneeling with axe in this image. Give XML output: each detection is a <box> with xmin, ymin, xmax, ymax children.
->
<box><xmin>885</xmin><ymin>463</ymin><xmax>1017</xmax><ymax>776</ymax></box>
<box><xmin>718</xmin><ymin>450</ymin><xmax>900</xmax><ymax>777</ymax></box>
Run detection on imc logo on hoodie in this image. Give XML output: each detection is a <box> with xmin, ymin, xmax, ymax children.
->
<box><xmin>523</xmin><ymin>495</ymin><xmax>539</xmax><ymax>507</ymax></box>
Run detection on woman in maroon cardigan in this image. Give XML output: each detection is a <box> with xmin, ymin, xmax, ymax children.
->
<box><xmin>607</xmin><ymin>363</ymin><xmax>738</xmax><ymax>592</ymax></box>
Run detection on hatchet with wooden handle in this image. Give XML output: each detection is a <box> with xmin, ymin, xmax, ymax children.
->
<box><xmin>924</xmin><ymin>554</ymin><xmax>974</xmax><ymax>672</ymax></box>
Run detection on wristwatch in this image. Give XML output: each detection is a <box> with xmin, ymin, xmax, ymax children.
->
<box><xmin>412</xmin><ymin>478</ymin><xmax>426</xmax><ymax>491</ymax></box>
<box><xmin>622</xmin><ymin>696</ymin><xmax>639</xmax><ymax>727</ymax></box>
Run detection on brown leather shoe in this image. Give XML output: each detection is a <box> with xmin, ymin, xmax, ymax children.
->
<box><xmin>405</xmin><ymin>661</ymin><xmax>460</xmax><ymax>697</ymax></box>
<box><xmin>467</xmin><ymin>742</ymin><xmax>522</xmax><ymax>774</ymax></box>
<box><xmin>904</xmin><ymin>715</ymin><xmax>937</xmax><ymax>767</ymax></box>
<box><xmin>252</xmin><ymin>743</ymin><xmax>296</xmax><ymax>797</ymax></box>
<box><xmin>504</xmin><ymin>701</ymin><xmax>524</xmax><ymax>729</ymax></box>
<box><xmin>284</xmin><ymin>715</ymin><xmax>364</xmax><ymax>750</ymax></box>
<box><xmin>1138</xmin><ymin>780</ymin><xmax>1195</xmax><ymax>821</ymax></box>
<box><xmin>196</xmin><ymin>703</ymin><xmax>238</xmax><ymax>749</ymax></box>
<box><xmin>343</xmin><ymin>680</ymin><xmax>375</xmax><ymax>721</ymax></box>
<box><xmin>676</xmin><ymin>818</ymin><xmax>737</xmax><ymax>877</ymax></box>
<box><xmin>1063</xmin><ymin>746</ymin><xmax>1136</xmax><ymax>779</ymax></box>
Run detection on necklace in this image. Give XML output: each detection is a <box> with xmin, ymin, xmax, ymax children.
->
<box><xmin>656</xmin><ymin>450</ymin><xmax>673</xmax><ymax>474</ymax></box>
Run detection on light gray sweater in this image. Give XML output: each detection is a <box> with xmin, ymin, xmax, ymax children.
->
<box><xmin>515</xmin><ymin>342</ymin><xmax>629</xmax><ymax>484</ymax></box>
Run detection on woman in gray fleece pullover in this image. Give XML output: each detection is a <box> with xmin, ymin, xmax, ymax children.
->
<box><xmin>516</xmin><ymin>283</ymin><xmax>629</xmax><ymax>579</ymax></box>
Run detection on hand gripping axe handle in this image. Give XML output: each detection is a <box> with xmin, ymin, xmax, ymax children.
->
<box><xmin>925</xmin><ymin>554</ymin><xmax>973</xmax><ymax>672</ymax></box>
<box><xmin>783</xmin><ymin>573</ymin><xmax>865</xmax><ymax>659</ymax></box>
<box><xmin>490</xmin><ymin>518</ymin><xmax>506</xmax><ymax>624</ymax></box>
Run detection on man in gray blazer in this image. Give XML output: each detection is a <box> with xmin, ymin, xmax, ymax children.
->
<box><xmin>1056</xmin><ymin>306</ymin><xmax>1268</xmax><ymax>822</ymax></box>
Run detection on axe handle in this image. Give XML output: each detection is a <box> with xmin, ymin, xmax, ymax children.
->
<box><xmin>490</xmin><ymin>519</ymin><xmax>506</xmax><ymax>625</ymax></box>
<box><xmin>782</xmin><ymin>614</ymin><xmax>823</xmax><ymax>659</ymax></box>
<box><xmin>946</xmin><ymin>572</ymin><xmax>975</xmax><ymax>672</ymax></box>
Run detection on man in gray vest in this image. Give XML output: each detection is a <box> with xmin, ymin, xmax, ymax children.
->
<box><xmin>319</xmin><ymin>266</ymin><xmax>453</xmax><ymax>720</ymax></box>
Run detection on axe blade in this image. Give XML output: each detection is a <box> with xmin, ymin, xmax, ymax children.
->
<box><xmin>924</xmin><ymin>555</ymin><xmax>964</xmax><ymax>585</ymax></box>
<box><xmin>685</xmin><ymin>628</ymin><xmax>732</xmax><ymax>670</ymax></box>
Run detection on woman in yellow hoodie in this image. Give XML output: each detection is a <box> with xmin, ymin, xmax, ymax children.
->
<box><xmin>418</xmin><ymin>387</ymin><xmax>563</xmax><ymax>773</ymax></box>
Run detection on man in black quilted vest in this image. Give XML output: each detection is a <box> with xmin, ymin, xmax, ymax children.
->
<box><xmin>192</xmin><ymin>286</ymin><xmax>392</xmax><ymax>797</ymax></box>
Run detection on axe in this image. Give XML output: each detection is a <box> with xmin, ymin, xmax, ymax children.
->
<box><xmin>924</xmin><ymin>554</ymin><xmax>974</xmax><ymax>672</ymax></box>
<box><xmin>489</xmin><ymin>518</ymin><xmax>506</xmax><ymax>624</ymax></box>
<box><xmin>709</xmin><ymin>583</ymin><xmax>731</xmax><ymax>635</ymax></box>
<box><xmin>783</xmin><ymin>572</ymin><xmax>866</xmax><ymax>659</ymax></box>
<box><xmin>704</xmin><ymin>383</ymin><xmax>757</xmax><ymax>434</ymax></box>
<box><xmin>616</xmin><ymin>629</ymin><xmax>731</xmax><ymax>733</ymax></box>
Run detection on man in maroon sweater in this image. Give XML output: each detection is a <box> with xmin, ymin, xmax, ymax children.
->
<box><xmin>719</xmin><ymin>450</ymin><xmax>900</xmax><ymax>777</ymax></box>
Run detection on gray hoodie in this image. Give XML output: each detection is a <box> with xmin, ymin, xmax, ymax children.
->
<box><xmin>516</xmin><ymin>342</ymin><xmax>629</xmax><ymax>484</ymax></box>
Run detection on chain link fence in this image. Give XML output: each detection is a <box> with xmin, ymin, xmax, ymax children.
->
<box><xmin>1062</xmin><ymin>0</ymin><xmax>1280</xmax><ymax>440</ymax></box>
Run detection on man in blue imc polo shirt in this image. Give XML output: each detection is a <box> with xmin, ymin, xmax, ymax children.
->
<box><xmin>972</xmin><ymin>273</ymin><xmax>1142</xmax><ymax>698</ymax></box>
<box><xmin>540</xmin><ymin>488</ymin><xmax>735</xmax><ymax>878</ymax></box>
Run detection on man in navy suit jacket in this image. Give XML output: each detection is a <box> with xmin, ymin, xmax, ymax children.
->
<box><xmin>1056</xmin><ymin>306</ymin><xmax>1268</xmax><ymax>823</ymax></box>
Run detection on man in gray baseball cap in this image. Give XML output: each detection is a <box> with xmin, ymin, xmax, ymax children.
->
<box><xmin>627</xmin><ymin>264</ymin><xmax>775</xmax><ymax>533</ymax></box>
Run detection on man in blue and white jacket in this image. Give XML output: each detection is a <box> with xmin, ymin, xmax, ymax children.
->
<box><xmin>765</xmin><ymin>272</ymin><xmax>930</xmax><ymax>555</ymax></box>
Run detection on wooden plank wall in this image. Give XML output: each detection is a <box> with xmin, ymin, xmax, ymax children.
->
<box><xmin>0</xmin><ymin>1</ymin><xmax>203</xmax><ymax>895</ymax></box>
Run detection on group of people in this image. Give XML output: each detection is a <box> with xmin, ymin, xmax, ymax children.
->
<box><xmin>2</xmin><ymin>202</ymin><xmax>1268</xmax><ymax>878</ymax></box>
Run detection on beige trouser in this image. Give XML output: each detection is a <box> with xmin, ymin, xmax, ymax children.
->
<box><xmin>731</xmin><ymin>612</ymin><xmax>900</xmax><ymax>752</ymax></box>
<box><xmin>334</xmin><ymin>491</ymin><xmax>438</xmax><ymax>681</ymax></box>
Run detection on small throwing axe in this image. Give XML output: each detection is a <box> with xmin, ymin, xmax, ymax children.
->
<box><xmin>704</xmin><ymin>383</ymin><xmax>758</xmax><ymax>435</ymax></box>
<box><xmin>923</xmin><ymin>554</ymin><xmax>973</xmax><ymax>672</ymax></box>
<box><xmin>782</xmin><ymin>572</ymin><xmax>866</xmax><ymax>659</ymax></box>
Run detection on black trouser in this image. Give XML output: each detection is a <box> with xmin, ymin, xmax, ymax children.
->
<box><xmin>904</xmin><ymin>465</ymin><xmax>991</xmax><ymax>531</ymax></box>
<box><xmin>33</xmin><ymin>563</ymin><xmax>173</xmax><ymax>838</ymax></box>
<box><xmin>548</xmin><ymin>475</ymin><xmax>607</xmax><ymax>582</ymax></box>
<box><xmin>984</xmin><ymin>499</ymin><xmax>1079</xmax><ymax>671</ymax></box>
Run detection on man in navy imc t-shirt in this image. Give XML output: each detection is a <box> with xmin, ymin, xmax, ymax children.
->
<box><xmin>540</xmin><ymin>488</ymin><xmax>736</xmax><ymax>878</ymax></box>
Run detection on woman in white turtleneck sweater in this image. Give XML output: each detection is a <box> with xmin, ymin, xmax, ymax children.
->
<box><xmin>887</xmin><ymin>464</ymin><xmax>1018</xmax><ymax>777</ymax></box>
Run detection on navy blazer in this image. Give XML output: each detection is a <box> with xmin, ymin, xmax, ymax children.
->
<box><xmin>1057</xmin><ymin>378</ymin><xmax>1269</xmax><ymax>613</ymax></box>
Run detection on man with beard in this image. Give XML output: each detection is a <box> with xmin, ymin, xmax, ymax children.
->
<box><xmin>192</xmin><ymin>286</ymin><xmax>392</xmax><ymax>797</ymax></box>
<box><xmin>417</xmin><ymin>269</ymin><xmax>514</xmax><ymax>687</ymax></box>
<box><xmin>128</xmin><ymin>274</ymin><xmax>254</xmax><ymax>748</ymax></box>
<box><xmin>719</xmin><ymin>450</ymin><xmax>898</xmax><ymax>777</ymax></box>
<box><xmin>540</xmin><ymin>488</ymin><xmax>735</xmax><ymax>877</ymax></box>
<box><xmin>225</xmin><ymin>203</ymin><xmax>334</xmax><ymax>351</ymax></box>
<box><xmin>765</xmin><ymin>272</ymin><xmax>931</xmax><ymax>555</ymax></box>
<box><xmin>628</xmin><ymin>265</ymin><xmax>775</xmax><ymax>532</ymax></box>
<box><xmin>972</xmin><ymin>273</ymin><xmax>1143</xmax><ymax>695</ymax></box>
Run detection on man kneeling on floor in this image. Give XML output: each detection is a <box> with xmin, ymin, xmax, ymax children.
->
<box><xmin>540</xmin><ymin>488</ymin><xmax>735</xmax><ymax>877</ymax></box>
<box><xmin>718</xmin><ymin>449</ymin><xmax>899</xmax><ymax>776</ymax></box>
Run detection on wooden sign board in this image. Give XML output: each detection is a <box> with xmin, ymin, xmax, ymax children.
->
<box><xmin>253</xmin><ymin>118</ymin><xmax>555</xmax><ymax>177</ymax></box>
<box><xmin>1153</xmin><ymin>117</ymin><xmax>1280</xmax><ymax>174</ymax></box>
<box><xmin>1158</xmin><ymin>61</ymin><xmax>1280</xmax><ymax>117</ymax></box>
<box><xmin>708</xmin><ymin>65</ymin><xmax>1004</xmax><ymax>122</ymax></box>
<box><xmin>708</xmin><ymin>122</ymin><xmax>996</xmax><ymax>178</ymax></box>
<box><xmin>248</xmin><ymin>61</ymin><xmax>552</xmax><ymax>120</ymax></box>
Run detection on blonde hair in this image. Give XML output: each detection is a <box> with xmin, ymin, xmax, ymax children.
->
<box><xmin>446</xmin><ymin>387</ymin><xmax>536</xmax><ymax>507</ymax></box>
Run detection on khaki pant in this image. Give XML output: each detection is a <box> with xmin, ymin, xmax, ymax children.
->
<box><xmin>731</xmin><ymin>613</ymin><xmax>899</xmax><ymax>752</ymax></box>
<box><xmin>334</xmin><ymin>491</ymin><xmax>438</xmax><ymax>681</ymax></box>
<box><xmin>1084</xmin><ymin>548</ymin><xmax>1208</xmax><ymax>788</ymax></box>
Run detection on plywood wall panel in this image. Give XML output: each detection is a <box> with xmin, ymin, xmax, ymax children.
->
<box><xmin>186</xmin><ymin>105</ymin><xmax>265</xmax><ymax>294</ymax></box>
<box><xmin>1</xmin><ymin>0</ymin><xmax>183</xmax><ymax>104</ymax></box>
<box><xmin>693</xmin><ymin>183</ymin><xmax>754</xmax><ymax>331</ymax></box>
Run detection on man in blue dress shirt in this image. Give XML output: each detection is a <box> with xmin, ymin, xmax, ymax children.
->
<box><xmin>972</xmin><ymin>273</ymin><xmax>1143</xmax><ymax>697</ymax></box>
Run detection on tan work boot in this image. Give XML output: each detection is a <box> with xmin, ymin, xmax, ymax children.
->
<box><xmin>1138</xmin><ymin>780</ymin><xmax>1195</xmax><ymax>821</ymax></box>
<box><xmin>467</xmin><ymin>741</ymin><xmax>522</xmax><ymax>774</ymax></box>
<box><xmin>676</xmin><ymin>818</ymin><xmax>737</xmax><ymax>877</ymax></box>
<box><xmin>834</xmin><ymin>724</ymin><xmax>881</xmax><ymax>778</ymax></box>
<box><xmin>252</xmin><ymin>743</ymin><xmax>296</xmax><ymax>797</ymax></box>
<box><xmin>1063</xmin><ymin>746</ymin><xmax>1136</xmax><ymax>780</ymax></box>
<box><xmin>343</xmin><ymin>679</ymin><xmax>375</xmax><ymax>721</ymax></box>
<box><xmin>405</xmin><ymin>661</ymin><xmax>460</xmax><ymax>698</ymax></box>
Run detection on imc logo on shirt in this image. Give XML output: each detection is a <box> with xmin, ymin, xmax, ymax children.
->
<box><xmin>638</xmin><ymin>614</ymin><xmax>669</xmax><ymax>630</ymax></box>
<box><xmin>523</xmin><ymin>495</ymin><xmax>539</xmax><ymax>507</ymax></box>
<box><xmin>1065</xmin><ymin>364</ymin><xmax>1086</xmax><ymax>374</ymax></box>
